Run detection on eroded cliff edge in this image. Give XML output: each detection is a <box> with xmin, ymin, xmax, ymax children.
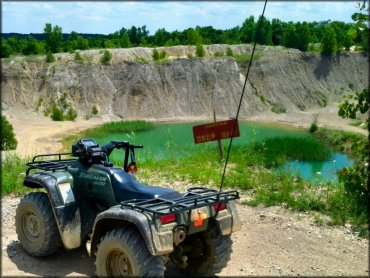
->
<box><xmin>2</xmin><ymin>44</ymin><xmax>368</xmax><ymax>120</ymax></box>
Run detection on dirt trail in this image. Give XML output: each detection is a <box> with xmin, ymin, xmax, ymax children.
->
<box><xmin>1</xmin><ymin>195</ymin><xmax>368</xmax><ymax>277</ymax></box>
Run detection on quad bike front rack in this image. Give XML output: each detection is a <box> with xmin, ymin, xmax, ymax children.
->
<box><xmin>25</xmin><ymin>153</ymin><xmax>76</xmax><ymax>175</ymax></box>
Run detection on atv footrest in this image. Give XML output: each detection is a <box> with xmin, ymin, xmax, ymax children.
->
<box><xmin>120</xmin><ymin>187</ymin><xmax>239</xmax><ymax>215</ymax></box>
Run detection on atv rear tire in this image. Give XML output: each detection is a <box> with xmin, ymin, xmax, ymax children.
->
<box><xmin>96</xmin><ymin>227</ymin><xmax>165</xmax><ymax>277</ymax></box>
<box><xmin>175</xmin><ymin>225</ymin><xmax>232</xmax><ymax>276</ymax></box>
<box><xmin>16</xmin><ymin>192</ymin><xmax>62</xmax><ymax>257</ymax></box>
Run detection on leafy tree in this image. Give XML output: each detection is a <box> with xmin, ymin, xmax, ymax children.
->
<box><xmin>255</xmin><ymin>16</ymin><xmax>272</xmax><ymax>45</ymax></box>
<box><xmin>195</xmin><ymin>44</ymin><xmax>205</xmax><ymax>57</ymax></box>
<box><xmin>0</xmin><ymin>116</ymin><xmax>18</xmax><ymax>150</ymax></box>
<box><xmin>121</xmin><ymin>33</ymin><xmax>132</xmax><ymax>48</ymax></box>
<box><xmin>186</xmin><ymin>28</ymin><xmax>202</xmax><ymax>45</ymax></box>
<box><xmin>295</xmin><ymin>22</ymin><xmax>311</xmax><ymax>51</ymax></box>
<box><xmin>240</xmin><ymin>16</ymin><xmax>256</xmax><ymax>43</ymax></box>
<box><xmin>348</xmin><ymin>1</ymin><xmax>369</xmax><ymax>51</ymax></box>
<box><xmin>271</xmin><ymin>18</ymin><xmax>285</xmax><ymax>45</ymax></box>
<box><xmin>22</xmin><ymin>36</ymin><xmax>43</xmax><ymax>55</ymax></box>
<box><xmin>100</xmin><ymin>49</ymin><xmax>112</xmax><ymax>64</ymax></box>
<box><xmin>76</xmin><ymin>36</ymin><xmax>89</xmax><ymax>50</ymax></box>
<box><xmin>1</xmin><ymin>39</ymin><xmax>13</xmax><ymax>58</ymax></box>
<box><xmin>282</xmin><ymin>22</ymin><xmax>298</xmax><ymax>49</ymax></box>
<box><xmin>321</xmin><ymin>26</ymin><xmax>337</xmax><ymax>55</ymax></box>
<box><xmin>338</xmin><ymin>88</ymin><xmax>369</xmax><ymax>119</ymax></box>
<box><xmin>337</xmin><ymin>88</ymin><xmax>369</xmax><ymax>229</ymax></box>
<box><xmin>154</xmin><ymin>28</ymin><xmax>171</xmax><ymax>46</ymax></box>
<box><xmin>44</xmin><ymin>23</ymin><xmax>63</xmax><ymax>53</ymax></box>
<box><xmin>140</xmin><ymin>37</ymin><xmax>147</xmax><ymax>47</ymax></box>
<box><xmin>6</xmin><ymin>36</ymin><xmax>25</xmax><ymax>54</ymax></box>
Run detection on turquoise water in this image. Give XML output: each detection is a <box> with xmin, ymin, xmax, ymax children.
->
<box><xmin>93</xmin><ymin>121</ymin><xmax>352</xmax><ymax>183</ymax></box>
<box><xmin>94</xmin><ymin>121</ymin><xmax>307</xmax><ymax>160</ymax></box>
<box><xmin>276</xmin><ymin>152</ymin><xmax>353</xmax><ymax>183</ymax></box>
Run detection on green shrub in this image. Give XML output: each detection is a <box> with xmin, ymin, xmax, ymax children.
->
<box><xmin>1</xmin><ymin>154</ymin><xmax>30</xmax><ymax>196</ymax></box>
<box><xmin>187</xmin><ymin>53</ymin><xmax>194</xmax><ymax>59</ymax></box>
<box><xmin>35</xmin><ymin>97</ymin><xmax>43</xmax><ymax>112</ymax></box>
<box><xmin>74</xmin><ymin>52</ymin><xmax>83</xmax><ymax>62</ymax></box>
<box><xmin>271</xmin><ymin>103</ymin><xmax>286</xmax><ymax>114</ymax></box>
<box><xmin>213</xmin><ymin>51</ymin><xmax>224</xmax><ymax>57</ymax></box>
<box><xmin>309</xmin><ymin>122</ymin><xmax>318</xmax><ymax>133</ymax></box>
<box><xmin>65</xmin><ymin>108</ymin><xmax>77</xmax><ymax>121</ymax></box>
<box><xmin>0</xmin><ymin>116</ymin><xmax>18</xmax><ymax>150</ymax></box>
<box><xmin>152</xmin><ymin>49</ymin><xmax>159</xmax><ymax>61</ymax></box>
<box><xmin>51</xmin><ymin>106</ymin><xmax>64</xmax><ymax>121</ymax></box>
<box><xmin>159</xmin><ymin>50</ymin><xmax>167</xmax><ymax>59</ymax></box>
<box><xmin>226</xmin><ymin>47</ymin><xmax>234</xmax><ymax>56</ymax></box>
<box><xmin>100</xmin><ymin>50</ymin><xmax>112</xmax><ymax>64</ymax></box>
<box><xmin>46</xmin><ymin>51</ymin><xmax>55</xmax><ymax>63</ymax></box>
<box><xmin>196</xmin><ymin>44</ymin><xmax>205</xmax><ymax>57</ymax></box>
<box><xmin>92</xmin><ymin>105</ymin><xmax>99</xmax><ymax>115</ymax></box>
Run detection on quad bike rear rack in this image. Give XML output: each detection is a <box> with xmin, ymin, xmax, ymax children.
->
<box><xmin>120</xmin><ymin>187</ymin><xmax>240</xmax><ymax>215</ymax></box>
<box><xmin>25</xmin><ymin>153</ymin><xmax>76</xmax><ymax>175</ymax></box>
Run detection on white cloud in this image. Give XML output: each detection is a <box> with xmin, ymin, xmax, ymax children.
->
<box><xmin>2</xmin><ymin>1</ymin><xmax>360</xmax><ymax>34</ymax></box>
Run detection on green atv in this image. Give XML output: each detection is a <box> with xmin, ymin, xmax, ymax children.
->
<box><xmin>16</xmin><ymin>138</ymin><xmax>241</xmax><ymax>277</ymax></box>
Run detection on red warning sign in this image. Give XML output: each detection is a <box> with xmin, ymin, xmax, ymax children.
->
<box><xmin>192</xmin><ymin>119</ymin><xmax>240</xmax><ymax>144</ymax></box>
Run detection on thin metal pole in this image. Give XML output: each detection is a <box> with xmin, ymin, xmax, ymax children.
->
<box><xmin>219</xmin><ymin>0</ymin><xmax>268</xmax><ymax>192</ymax></box>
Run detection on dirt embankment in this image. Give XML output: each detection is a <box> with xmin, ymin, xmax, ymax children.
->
<box><xmin>2</xmin><ymin>45</ymin><xmax>368</xmax><ymax>120</ymax></box>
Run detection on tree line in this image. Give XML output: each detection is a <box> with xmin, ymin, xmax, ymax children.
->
<box><xmin>1</xmin><ymin>12</ymin><xmax>368</xmax><ymax>58</ymax></box>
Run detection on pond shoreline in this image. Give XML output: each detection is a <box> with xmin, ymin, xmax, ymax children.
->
<box><xmin>3</xmin><ymin>103</ymin><xmax>367</xmax><ymax>158</ymax></box>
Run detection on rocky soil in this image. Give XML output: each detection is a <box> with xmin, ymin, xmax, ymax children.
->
<box><xmin>2</xmin><ymin>194</ymin><xmax>368</xmax><ymax>277</ymax></box>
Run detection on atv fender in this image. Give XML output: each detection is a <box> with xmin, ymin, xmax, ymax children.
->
<box><xmin>90</xmin><ymin>206</ymin><xmax>173</xmax><ymax>256</ymax></box>
<box><xmin>23</xmin><ymin>172</ymin><xmax>81</xmax><ymax>250</ymax></box>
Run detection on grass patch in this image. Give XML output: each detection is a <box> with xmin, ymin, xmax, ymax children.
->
<box><xmin>252</xmin><ymin>136</ymin><xmax>332</xmax><ymax>167</ymax></box>
<box><xmin>234</xmin><ymin>52</ymin><xmax>262</xmax><ymax>67</ymax></box>
<box><xmin>1</xmin><ymin>154</ymin><xmax>32</xmax><ymax>196</ymax></box>
<box><xmin>62</xmin><ymin>120</ymin><xmax>154</xmax><ymax>150</ymax></box>
<box><xmin>271</xmin><ymin>103</ymin><xmax>287</xmax><ymax>114</ymax></box>
<box><xmin>313</xmin><ymin>128</ymin><xmax>367</xmax><ymax>158</ymax></box>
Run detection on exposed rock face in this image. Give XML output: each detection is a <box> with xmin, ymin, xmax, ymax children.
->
<box><xmin>1</xmin><ymin>45</ymin><xmax>368</xmax><ymax>120</ymax></box>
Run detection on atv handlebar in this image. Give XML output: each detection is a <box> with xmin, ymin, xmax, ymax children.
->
<box><xmin>102</xmin><ymin>141</ymin><xmax>143</xmax><ymax>173</ymax></box>
<box><xmin>102</xmin><ymin>141</ymin><xmax>143</xmax><ymax>156</ymax></box>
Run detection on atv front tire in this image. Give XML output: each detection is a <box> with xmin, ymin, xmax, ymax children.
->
<box><xmin>96</xmin><ymin>227</ymin><xmax>165</xmax><ymax>277</ymax></box>
<box><xmin>174</xmin><ymin>225</ymin><xmax>232</xmax><ymax>276</ymax></box>
<box><xmin>15</xmin><ymin>192</ymin><xmax>62</xmax><ymax>257</ymax></box>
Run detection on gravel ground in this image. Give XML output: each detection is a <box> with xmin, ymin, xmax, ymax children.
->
<box><xmin>2</xmin><ymin>194</ymin><xmax>368</xmax><ymax>277</ymax></box>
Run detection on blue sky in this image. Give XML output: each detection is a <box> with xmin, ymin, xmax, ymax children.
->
<box><xmin>2</xmin><ymin>1</ymin><xmax>361</xmax><ymax>35</ymax></box>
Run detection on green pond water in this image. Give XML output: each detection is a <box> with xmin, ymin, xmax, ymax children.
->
<box><xmin>93</xmin><ymin>122</ymin><xmax>353</xmax><ymax>183</ymax></box>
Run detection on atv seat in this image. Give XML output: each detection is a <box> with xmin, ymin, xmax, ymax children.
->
<box><xmin>108</xmin><ymin>168</ymin><xmax>182</xmax><ymax>203</ymax></box>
